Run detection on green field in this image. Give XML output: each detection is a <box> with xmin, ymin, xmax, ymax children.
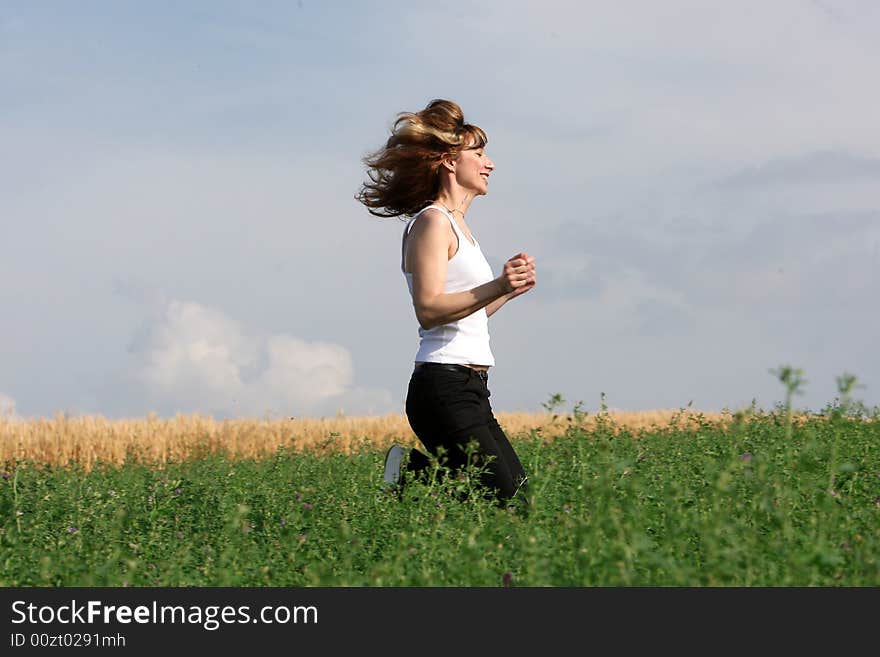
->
<box><xmin>2</xmin><ymin>407</ymin><xmax>878</xmax><ymax>586</ymax></box>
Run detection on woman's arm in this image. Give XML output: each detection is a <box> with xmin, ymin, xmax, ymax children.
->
<box><xmin>486</xmin><ymin>293</ymin><xmax>512</xmax><ymax>318</ymax></box>
<box><xmin>486</xmin><ymin>253</ymin><xmax>537</xmax><ymax>318</ymax></box>
<box><xmin>406</xmin><ymin>211</ymin><xmax>533</xmax><ymax>330</ymax></box>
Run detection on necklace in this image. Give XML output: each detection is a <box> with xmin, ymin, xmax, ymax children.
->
<box><xmin>434</xmin><ymin>194</ymin><xmax>469</xmax><ymax>217</ymax></box>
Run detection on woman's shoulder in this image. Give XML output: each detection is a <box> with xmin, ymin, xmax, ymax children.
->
<box><xmin>414</xmin><ymin>205</ymin><xmax>450</xmax><ymax>221</ymax></box>
<box><xmin>409</xmin><ymin>206</ymin><xmax>454</xmax><ymax>233</ymax></box>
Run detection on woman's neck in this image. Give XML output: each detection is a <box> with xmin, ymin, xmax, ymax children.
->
<box><xmin>434</xmin><ymin>189</ymin><xmax>473</xmax><ymax>219</ymax></box>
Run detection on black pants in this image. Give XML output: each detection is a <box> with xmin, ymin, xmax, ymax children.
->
<box><xmin>404</xmin><ymin>363</ymin><xmax>528</xmax><ymax>505</ymax></box>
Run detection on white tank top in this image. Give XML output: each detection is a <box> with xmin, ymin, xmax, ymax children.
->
<box><xmin>402</xmin><ymin>205</ymin><xmax>496</xmax><ymax>366</ymax></box>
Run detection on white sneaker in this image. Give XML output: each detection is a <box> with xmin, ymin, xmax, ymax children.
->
<box><xmin>383</xmin><ymin>444</ymin><xmax>406</xmax><ymax>491</ymax></box>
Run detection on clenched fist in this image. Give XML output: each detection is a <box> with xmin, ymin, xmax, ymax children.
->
<box><xmin>497</xmin><ymin>251</ymin><xmax>536</xmax><ymax>298</ymax></box>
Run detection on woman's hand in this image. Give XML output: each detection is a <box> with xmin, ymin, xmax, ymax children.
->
<box><xmin>498</xmin><ymin>252</ymin><xmax>536</xmax><ymax>299</ymax></box>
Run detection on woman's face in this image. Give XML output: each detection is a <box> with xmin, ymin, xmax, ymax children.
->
<box><xmin>454</xmin><ymin>146</ymin><xmax>495</xmax><ymax>196</ymax></box>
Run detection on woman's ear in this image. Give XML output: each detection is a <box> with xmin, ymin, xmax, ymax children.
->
<box><xmin>441</xmin><ymin>153</ymin><xmax>457</xmax><ymax>173</ymax></box>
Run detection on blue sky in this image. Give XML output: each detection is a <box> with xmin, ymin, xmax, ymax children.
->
<box><xmin>2</xmin><ymin>1</ymin><xmax>879</xmax><ymax>419</ymax></box>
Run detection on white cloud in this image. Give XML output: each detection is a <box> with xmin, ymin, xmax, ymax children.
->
<box><xmin>0</xmin><ymin>393</ymin><xmax>20</xmax><ymax>420</ymax></box>
<box><xmin>131</xmin><ymin>298</ymin><xmax>393</xmax><ymax>418</ymax></box>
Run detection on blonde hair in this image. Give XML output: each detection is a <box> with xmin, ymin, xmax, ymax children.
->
<box><xmin>356</xmin><ymin>99</ymin><xmax>488</xmax><ymax>218</ymax></box>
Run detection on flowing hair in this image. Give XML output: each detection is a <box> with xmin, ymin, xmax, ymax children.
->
<box><xmin>356</xmin><ymin>99</ymin><xmax>488</xmax><ymax>218</ymax></box>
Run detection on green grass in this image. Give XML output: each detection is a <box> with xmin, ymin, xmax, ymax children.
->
<box><xmin>2</xmin><ymin>409</ymin><xmax>878</xmax><ymax>586</ymax></box>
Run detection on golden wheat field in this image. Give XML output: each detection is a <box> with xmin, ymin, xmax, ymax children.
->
<box><xmin>0</xmin><ymin>410</ymin><xmax>740</xmax><ymax>470</ymax></box>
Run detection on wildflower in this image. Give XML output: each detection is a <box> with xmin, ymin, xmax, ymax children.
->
<box><xmin>173</xmin><ymin>488</ymin><xmax>182</xmax><ymax>496</ymax></box>
<box><xmin>502</xmin><ymin>571</ymin><xmax>514</xmax><ymax>587</ymax></box>
<box><xmin>303</xmin><ymin>502</ymin><xmax>314</xmax><ymax>511</ymax></box>
<box><xmin>874</xmin><ymin>497</ymin><xmax>880</xmax><ymax>507</ymax></box>
<box><xmin>563</xmin><ymin>505</ymin><xmax>571</xmax><ymax>514</ymax></box>
<box><xmin>740</xmin><ymin>452</ymin><xmax>753</xmax><ymax>463</ymax></box>
<box><xmin>280</xmin><ymin>519</ymin><xmax>288</xmax><ymax>526</ymax></box>
<box><xmin>1</xmin><ymin>472</ymin><xmax>9</xmax><ymax>480</ymax></box>
<box><xmin>67</xmin><ymin>527</ymin><xmax>78</xmax><ymax>535</ymax></box>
